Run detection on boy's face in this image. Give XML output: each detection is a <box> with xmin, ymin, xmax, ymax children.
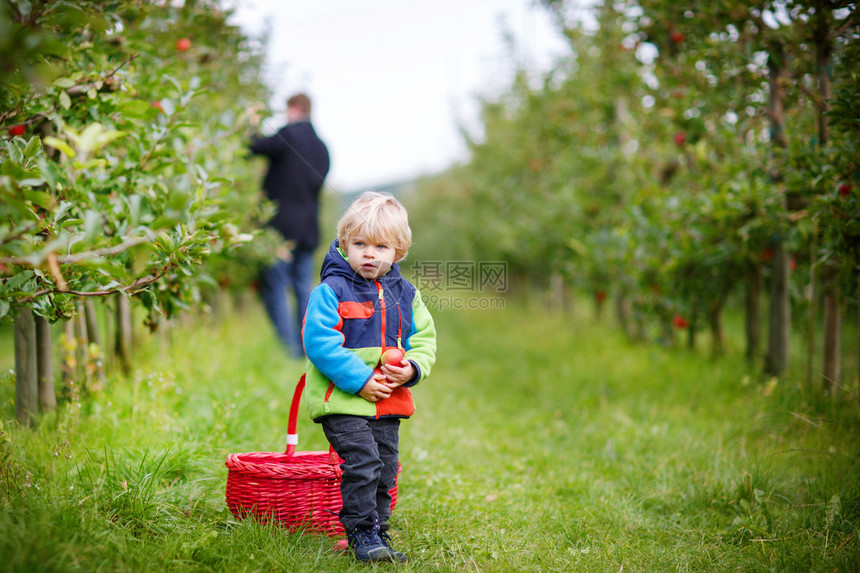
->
<box><xmin>345</xmin><ymin>235</ymin><xmax>397</xmax><ymax>280</ymax></box>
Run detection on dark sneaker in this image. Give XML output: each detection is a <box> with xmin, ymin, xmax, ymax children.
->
<box><xmin>347</xmin><ymin>527</ymin><xmax>398</xmax><ymax>563</ymax></box>
<box><xmin>379</xmin><ymin>529</ymin><xmax>408</xmax><ymax>563</ymax></box>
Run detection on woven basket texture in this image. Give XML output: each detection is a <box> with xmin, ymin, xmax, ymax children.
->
<box><xmin>224</xmin><ymin>375</ymin><xmax>399</xmax><ymax>537</ymax></box>
<box><xmin>225</xmin><ymin>450</ymin><xmax>398</xmax><ymax>537</ymax></box>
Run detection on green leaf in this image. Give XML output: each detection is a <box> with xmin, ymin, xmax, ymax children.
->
<box><xmin>37</xmin><ymin>156</ymin><xmax>59</xmax><ymax>190</ymax></box>
<box><xmin>160</xmin><ymin>98</ymin><xmax>176</xmax><ymax>116</ymax></box>
<box><xmin>120</xmin><ymin>100</ymin><xmax>152</xmax><ymax>118</ymax></box>
<box><xmin>53</xmin><ymin>201</ymin><xmax>73</xmax><ymax>222</ymax></box>
<box><xmin>128</xmin><ymin>194</ymin><xmax>142</xmax><ymax>227</ymax></box>
<box><xmin>59</xmin><ymin>90</ymin><xmax>71</xmax><ymax>110</ymax></box>
<box><xmin>53</xmin><ymin>78</ymin><xmax>76</xmax><ymax>89</ymax></box>
<box><xmin>78</xmin><ymin>123</ymin><xmax>104</xmax><ymax>154</ymax></box>
<box><xmin>6</xmin><ymin>270</ymin><xmax>36</xmax><ymax>292</ymax></box>
<box><xmin>84</xmin><ymin>210</ymin><xmax>103</xmax><ymax>240</ymax></box>
<box><xmin>24</xmin><ymin>190</ymin><xmax>53</xmax><ymax>208</ymax></box>
<box><xmin>23</xmin><ymin>135</ymin><xmax>42</xmax><ymax>159</ymax></box>
<box><xmin>43</xmin><ymin>136</ymin><xmax>76</xmax><ymax>158</ymax></box>
<box><xmin>151</xmin><ymin>215</ymin><xmax>181</xmax><ymax>229</ymax></box>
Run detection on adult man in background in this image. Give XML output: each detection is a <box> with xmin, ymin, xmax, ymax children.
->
<box><xmin>250</xmin><ymin>93</ymin><xmax>330</xmax><ymax>358</ymax></box>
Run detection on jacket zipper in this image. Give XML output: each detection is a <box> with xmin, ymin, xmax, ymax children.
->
<box><xmin>376</xmin><ymin>280</ymin><xmax>386</xmax><ymax>349</ymax></box>
<box><xmin>376</xmin><ymin>281</ymin><xmax>386</xmax><ymax>419</ymax></box>
<box><xmin>324</xmin><ymin>282</ymin><xmax>400</xmax><ymax>417</ymax></box>
<box><xmin>377</xmin><ymin>282</ymin><xmax>404</xmax><ymax>349</ymax></box>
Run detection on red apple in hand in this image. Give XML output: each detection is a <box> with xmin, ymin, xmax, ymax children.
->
<box><xmin>381</xmin><ymin>347</ymin><xmax>405</xmax><ymax>367</ymax></box>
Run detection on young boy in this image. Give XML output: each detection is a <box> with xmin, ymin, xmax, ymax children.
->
<box><xmin>302</xmin><ymin>191</ymin><xmax>436</xmax><ymax>563</ymax></box>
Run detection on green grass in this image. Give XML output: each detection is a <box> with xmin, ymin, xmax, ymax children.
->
<box><xmin>0</xmin><ymin>298</ymin><xmax>858</xmax><ymax>571</ymax></box>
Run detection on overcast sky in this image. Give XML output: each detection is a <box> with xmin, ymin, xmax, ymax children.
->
<box><xmin>227</xmin><ymin>1</ymin><xmax>570</xmax><ymax>193</ymax></box>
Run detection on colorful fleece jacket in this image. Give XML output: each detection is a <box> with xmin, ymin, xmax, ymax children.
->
<box><xmin>302</xmin><ymin>240</ymin><xmax>436</xmax><ymax>422</ymax></box>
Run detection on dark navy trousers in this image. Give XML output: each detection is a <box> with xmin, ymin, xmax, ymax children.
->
<box><xmin>320</xmin><ymin>415</ymin><xmax>400</xmax><ymax>532</ymax></box>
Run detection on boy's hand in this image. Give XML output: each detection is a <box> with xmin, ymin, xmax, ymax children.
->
<box><xmin>359</xmin><ymin>371</ymin><xmax>394</xmax><ymax>402</ymax></box>
<box><xmin>380</xmin><ymin>360</ymin><xmax>415</xmax><ymax>387</ymax></box>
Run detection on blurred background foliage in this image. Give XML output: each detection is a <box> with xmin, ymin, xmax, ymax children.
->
<box><xmin>1</xmin><ymin>0</ymin><xmax>858</xmax><ymax>418</ymax></box>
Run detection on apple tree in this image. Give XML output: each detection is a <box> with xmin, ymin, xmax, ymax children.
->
<box><xmin>0</xmin><ymin>0</ymin><xmax>272</xmax><ymax>424</ymax></box>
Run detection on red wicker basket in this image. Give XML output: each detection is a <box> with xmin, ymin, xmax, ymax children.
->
<box><xmin>225</xmin><ymin>374</ymin><xmax>398</xmax><ymax>537</ymax></box>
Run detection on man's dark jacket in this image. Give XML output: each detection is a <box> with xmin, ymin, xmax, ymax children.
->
<box><xmin>250</xmin><ymin>120</ymin><xmax>330</xmax><ymax>249</ymax></box>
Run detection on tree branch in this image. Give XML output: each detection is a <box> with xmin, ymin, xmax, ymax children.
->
<box><xmin>57</xmin><ymin>236</ymin><xmax>153</xmax><ymax>264</ymax></box>
<box><xmin>833</xmin><ymin>11</ymin><xmax>860</xmax><ymax>39</ymax></box>
<box><xmin>0</xmin><ymin>55</ymin><xmax>137</xmax><ymax>130</ymax></box>
<box><xmin>28</xmin><ymin>265</ymin><xmax>172</xmax><ymax>299</ymax></box>
<box><xmin>0</xmin><ymin>236</ymin><xmax>152</xmax><ymax>266</ymax></box>
<box><xmin>64</xmin><ymin>55</ymin><xmax>137</xmax><ymax>97</ymax></box>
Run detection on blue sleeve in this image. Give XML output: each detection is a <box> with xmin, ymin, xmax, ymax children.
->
<box><xmin>303</xmin><ymin>284</ymin><xmax>374</xmax><ymax>394</ymax></box>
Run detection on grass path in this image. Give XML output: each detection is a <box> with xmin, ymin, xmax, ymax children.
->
<box><xmin>1</xmin><ymin>299</ymin><xmax>858</xmax><ymax>571</ymax></box>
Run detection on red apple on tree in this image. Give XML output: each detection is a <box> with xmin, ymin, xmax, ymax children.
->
<box><xmin>674</xmin><ymin>131</ymin><xmax>686</xmax><ymax>146</ymax></box>
<box><xmin>838</xmin><ymin>182</ymin><xmax>852</xmax><ymax>196</ymax></box>
<box><xmin>673</xmin><ymin>315</ymin><xmax>689</xmax><ymax>329</ymax></box>
<box><xmin>381</xmin><ymin>347</ymin><xmax>405</xmax><ymax>367</ymax></box>
<box><xmin>8</xmin><ymin>124</ymin><xmax>25</xmax><ymax>137</ymax></box>
<box><xmin>176</xmin><ymin>37</ymin><xmax>192</xmax><ymax>52</ymax></box>
<box><xmin>669</xmin><ymin>31</ymin><xmax>685</xmax><ymax>44</ymax></box>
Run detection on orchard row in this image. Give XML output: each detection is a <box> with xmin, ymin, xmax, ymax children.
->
<box><xmin>1</xmin><ymin>0</ymin><xmax>278</xmax><ymax>424</ymax></box>
<box><xmin>408</xmin><ymin>0</ymin><xmax>859</xmax><ymax>394</ymax></box>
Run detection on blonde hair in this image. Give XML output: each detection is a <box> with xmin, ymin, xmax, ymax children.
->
<box><xmin>337</xmin><ymin>191</ymin><xmax>412</xmax><ymax>261</ymax></box>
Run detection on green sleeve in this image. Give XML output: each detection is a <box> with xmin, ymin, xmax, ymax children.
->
<box><xmin>404</xmin><ymin>288</ymin><xmax>436</xmax><ymax>383</ymax></box>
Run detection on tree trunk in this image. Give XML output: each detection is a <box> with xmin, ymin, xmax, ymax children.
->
<box><xmin>746</xmin><ymin>263</ymin><xmax>762</xmax><ymax>363</ymax></box>
<box><xmin>806</xmin><ymin>222</ymin><xmax>818</xmax><ymax>392</ymax></box>
<box><xmin>75</xmin><ymin>302</ymin><xmax>91</xmax><ymax>390</ymax></box>
<box><xmin>548</xmin><ymin>272</ymin><xmax>565</xmax><ymax>313</ymax></box>
<box><xmin>765</xmin><ymin>240</ymin><xmax>791</xmax><ymax>376</ymax></box>
<box><xmin>62</xmin><ymin>319</ymin><xmax>77</xmax><ymax>385</ymax></box>
<box><xmin>615</xmin><ymin>294</ymin><xmax>634</xmax><ymax>341</ymax></box>
<box><xmin>813</xmin><ymin>8</ymin><xmax>832</xmax><ymax>148</ymax></box>
<box><xmin>813</xmin><ymin>8</ymin><xmax>840</xmax><ymax>398</ymax></box>
<box><xmin>35</xmin><ymin>315</ymin><xmax>56</xmax><ymax>412</ymax></box>
<box><xmin>14</xmin><ymin>307</ymin><xmax>38</xmax><ymax>426</ymax></box>
<box><xmin>114</xmin><ymin>294</ymin><xmax>132</xmax><ymax>373</ymax></box>
<box><xmin>710</xmin><ymin>299</ymin><xmax>725</xmax><ymax>358</ymax></box>
<box><xmin>764</xmin><ymin>43</ymin><xmax>791</xmax><ymax>377</ymax></box>
<box><xmin>84</xmin><ymin>298</ymin><xmax>106</xmax><ymax>386</ymax></box>
<box><xmin>822</xmin><ymin>282</ymin><xmax>841</xmax><ymax>396</ymax></box>
<box><xmin>767</xmin><ymin>43</ymin><xmax>789</xmax><ymax>150</ymax></box>
<box><xmin>595</xmin><ymin>294</ymin><xmax>606</xmax><ymax>322</ymax></box>
<box><xmin>687</xmin><ymin>307</ymin><xmax>697</xmax><ymax>350</ymax></box>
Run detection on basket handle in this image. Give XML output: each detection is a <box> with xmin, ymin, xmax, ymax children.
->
<box><xmin>285</xmin><ymin>374</ymin><xmax>340</xmax><ymax>467</ymax></box>
<box><xmin>285</xmin><ymin>374</ymin><xmax>305</xmax><ymax>455</ymax></box>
